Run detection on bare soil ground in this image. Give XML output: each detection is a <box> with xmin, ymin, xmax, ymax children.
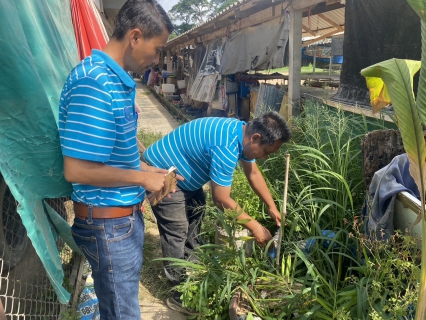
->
<box><xmin>138</xmin><ymin>204</ymin><xmax>187</xmax><ymax>320</ymax></box>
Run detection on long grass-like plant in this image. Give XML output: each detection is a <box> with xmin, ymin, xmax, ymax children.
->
<box><xmin>258</xmin><ymin>102</ymin><xmax>391</xmax><ymax>318</ymax></box>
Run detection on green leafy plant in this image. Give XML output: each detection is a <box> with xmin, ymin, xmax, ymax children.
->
<box><xmin>166</xmin><ymin>101</ymin><xmax>403</xmax><ymax>319</ymax></box>
<box><xmin>230</xmin><ymin>165</ymin><xmax>263</xmax><ymax>223</ymax></box>
<box><xmin>163</xmin><ymin>207</ymin><xmax>261</xmax><ymax>319</ymax></box>
<box><xmin>350</xmin><ymin>221</ymin><xmax>420</xmax><ymax>319</ymax></box>
<box><xmin>360</xmin><ymin>1</ymin><xmax>426</xmax><ymax>317</ymax></box>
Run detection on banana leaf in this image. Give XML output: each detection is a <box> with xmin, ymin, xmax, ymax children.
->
<box><xmin>361</xmin><ymin>59</ymin><xmax>426</xmax><ymax>211</ymax></box>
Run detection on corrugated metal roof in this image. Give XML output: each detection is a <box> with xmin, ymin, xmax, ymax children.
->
<box><xmin>302</xmin><ymin>7</ymin><xmax>345</xmax><ymax>38</ymax></box>
<box><xmin>167</xmin><ymin>0</ymin><xmax>345</xmax><ymax>49</ymax></box>
<box><xmin>167</xmin><ymin>0</ymin><xmax>248</xmax><ymax>46</ymax></box>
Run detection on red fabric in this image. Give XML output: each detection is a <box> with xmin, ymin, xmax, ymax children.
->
<box><xmin>70</xmin><ymin>0</ymin><xmax>107</xmax><ymax>60</ymax></box>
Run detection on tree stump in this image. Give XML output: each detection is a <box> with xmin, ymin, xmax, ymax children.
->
<box><xmin>361</xmin><ymin>129</ymin><xmax>405</xmax><ymax>190</ymax></box>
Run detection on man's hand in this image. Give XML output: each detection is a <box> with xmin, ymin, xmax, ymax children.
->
<box><xmin>140</xmin><ymin>162</ymin><xmax>184</xmax><ymax>194</ymax></box>
<box><xmin>140</xmin><ymin>172</ymin><xmax>167</xmax><ymax>192</ymax></box>
<box><xmin>269</xmin><ymin>208</ymin><xmax>282</xmax><ymax>226</ymax></box>
<box><xmin>250</xmin><ymin>224</ymin><xmax>273</xmax><ymax>247</ymax></box>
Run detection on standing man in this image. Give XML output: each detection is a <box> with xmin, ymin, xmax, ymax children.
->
<box><xmin>58</xmin><ymin>1</ymin><xmax>174</xmax><ymax>318</ymax></box>
<box><xmin>143</xmin><ymin>111</ymin><xmax>291</xmax><ymax>314</ymax></box>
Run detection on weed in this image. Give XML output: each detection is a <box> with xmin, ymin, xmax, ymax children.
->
<box><xmin>60</xmin><ymin>308</ymin><xmax>81</xmax><ymax>320</ymax></box>
<box><xmin>137</xmin><ymin>129</ymin><xmax>163</xmax><ymax>148</ymax></box>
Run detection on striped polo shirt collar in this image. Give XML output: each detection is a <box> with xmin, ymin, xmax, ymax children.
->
<box><xmin>238</xmin><ymin>122</ymin><xmax>246</xmax><ymax>158</ymax></box>
<box><xmin>92</xmin><ymin>49</ymin><xmax>136</xmax><ymax>89</ymax></box>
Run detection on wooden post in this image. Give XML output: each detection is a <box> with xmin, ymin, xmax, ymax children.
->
<box><xmin>276</xmin><ymin>154</ymin><xmax>290</xmax><ymax>269</ymax></box>
<box><xmin>313</xmin><ymin>44</ymin><xmax>317</xmax><ymax>75</ymax></box>
<box><xmin>166</xmin><ymin>50</ymin><xmax>171</xmax><ymax>71</ymax></box>
<box><xmin>288</xmin><ymin>9</ymin><xmax>303</xmax><ymax>117</ymax></box>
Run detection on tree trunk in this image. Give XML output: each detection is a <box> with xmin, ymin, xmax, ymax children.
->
<box><xmin>334</xmin><ymin>0</ymin><xmax>421</xmax><ymax>105</ymax></box>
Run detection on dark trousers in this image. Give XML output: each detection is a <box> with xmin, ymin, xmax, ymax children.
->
<box><xmin>150</xmin><ymin>186</ymin><xmax>206</xmax><ymax>286</ymax></box>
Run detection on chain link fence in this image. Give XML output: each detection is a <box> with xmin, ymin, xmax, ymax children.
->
<box><xmin>0</xmin><ymin>177</ymin><xmax>85</xmax><ymax>319</ymax></box>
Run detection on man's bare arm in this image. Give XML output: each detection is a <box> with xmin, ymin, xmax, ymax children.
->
<box><xmin>64</xmin><ymin>156</ymin><xmax>166</xmax><ymax>192</ymax></box>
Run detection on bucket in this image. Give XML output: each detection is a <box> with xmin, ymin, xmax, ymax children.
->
<box><xmin>162</xmin><ymin>84</ymin><xmax>175</xmax><ymax>93</ymax></box>
<box><xmin>177</xmin><ymin>80</ymin><xmax>186</xmax><ymax>89</ymax></box>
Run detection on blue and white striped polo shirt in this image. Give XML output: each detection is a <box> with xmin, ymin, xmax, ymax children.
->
<box><xmin>144</xmin><ymin>117</ymin><xmax>254</xmax><ymax>191</ymax></box>
<box><xmin>59</xmin><ymin>50</ymin><xmax>144</xmax><ymax>207</ymax></box>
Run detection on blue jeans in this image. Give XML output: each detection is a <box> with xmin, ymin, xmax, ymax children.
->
<box><xmin>72</xmin><ymin>208</ymin><xmax>144</xmax><ymax>319</ymax></box>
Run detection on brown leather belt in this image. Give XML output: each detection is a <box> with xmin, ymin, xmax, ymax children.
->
<box><xmin>73</xmin><ymin>201</ymin><xmax>141</xmax><ymax>220</ymax></box>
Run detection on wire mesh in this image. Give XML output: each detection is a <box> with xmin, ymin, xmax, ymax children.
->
<box><xmin>0</xmin><ymin>178</ymin><xmax>84</xmax><ymax>319</ymax></box>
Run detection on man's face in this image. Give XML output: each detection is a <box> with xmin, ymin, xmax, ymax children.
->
<box><xmin>128</xmin><ymin>28</ymin><xmax>169</xmax><ymax>74</ymax></box>
<box><xmin>243</xmin><ymin>134</ymin><xmax>283</xmax><ymax>160</ymax></box>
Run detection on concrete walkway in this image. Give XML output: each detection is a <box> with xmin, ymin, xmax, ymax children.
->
<box><xmin>134</xmin><ymin>80</ymin><xmax>185</xmax><ymax>320</ymax></box>
<box><xmin>136</xmin><ymin>81</ymin><xmax>179</xmax><ymax>135</ymax></box>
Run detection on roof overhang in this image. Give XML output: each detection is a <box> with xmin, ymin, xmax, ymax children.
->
<box><xmin>166</xmin><ymin>0</ymin><xmax>345</xmax><ymax>51</ymax></box>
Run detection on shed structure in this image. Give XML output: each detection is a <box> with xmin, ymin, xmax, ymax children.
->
<box><xmin>165</xmin><ymin>0</ymin><xmax>345</xmax><ymax>118</ymax></box>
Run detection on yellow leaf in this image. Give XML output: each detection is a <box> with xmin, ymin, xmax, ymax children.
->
<box><xmin>365</xmin><ymin>76</ymin><xmax>391</xmax><ymax>113</ymax></box>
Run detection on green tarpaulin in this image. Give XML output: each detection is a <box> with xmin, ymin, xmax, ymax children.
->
<box><xmin>0</xmin><ymin>0</ymin><xmax>80</xmax><ymax>303</ymax></box>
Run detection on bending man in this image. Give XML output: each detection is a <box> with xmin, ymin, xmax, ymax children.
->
<box><xmin>143</xmin><ymin>111</ymin><xmax>291</xmax><ymax>314</ymax></box>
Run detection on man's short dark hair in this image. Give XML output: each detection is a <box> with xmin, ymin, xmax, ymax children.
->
<box><xmin>112</xmin><ymin>0</ymin><xmax>174</xmax><ymax>41</ymax></box>
<box><xmin>246</xmin><ymin>111</ymin><xmax>291</xmax><ymax>145</ymax></box>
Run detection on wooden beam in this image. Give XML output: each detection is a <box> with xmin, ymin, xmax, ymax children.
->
<box><xmin>302</xmin><ymin>28</ymin><xmax>344</xmax><ymax>47</ymax></box>
<box><xmin>214</xmin><ymin>19</ymin><xmax>235</xmax><ymax>28</ymax></box>
<box><xmin>251</xmin><ymin>0</ymin><xmax>273</xmax><ymax>6</ymax></box>
<box><xmin>236</xmin><ymin>3</ymin><xmax>273</xmax><ymax>20</ymax></box>
<box><xmin>302</xmin><ymin>2</ymin><xmax>345</xmax><ymax>17</ymax></box>
<box><xmin>317</xmin><ymin>13</ymin><xmax>344</xmax><ymax>31</ymax></box>
<box><xmin>196</xmin><ymin>6</ymin><xmax>278</xmax><ymax>44</ymax></box>
<box><xmin>234</xmin><ymin>8</ymin><xmax>241</xmax><ymax>19</ymax></box>
<box><xmin>292</xmin><ymin>0</ymin><xmax>327</xmax><ymax>10</ymax></box>
<box><xmin>196</xmin><ymin>25</ymin><xmax>215</xmax><ymax>34</ymax></box>
<box><xmin>302</xmin><ymin>24</ymin><xmax>317</xmax><ymax>36</ymax></box>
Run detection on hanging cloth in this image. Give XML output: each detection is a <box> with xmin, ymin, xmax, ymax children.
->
<box><xmin>70</xmin><ymin>0</ymin><xmax>107</xmax><ymax>60</ymax></box>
